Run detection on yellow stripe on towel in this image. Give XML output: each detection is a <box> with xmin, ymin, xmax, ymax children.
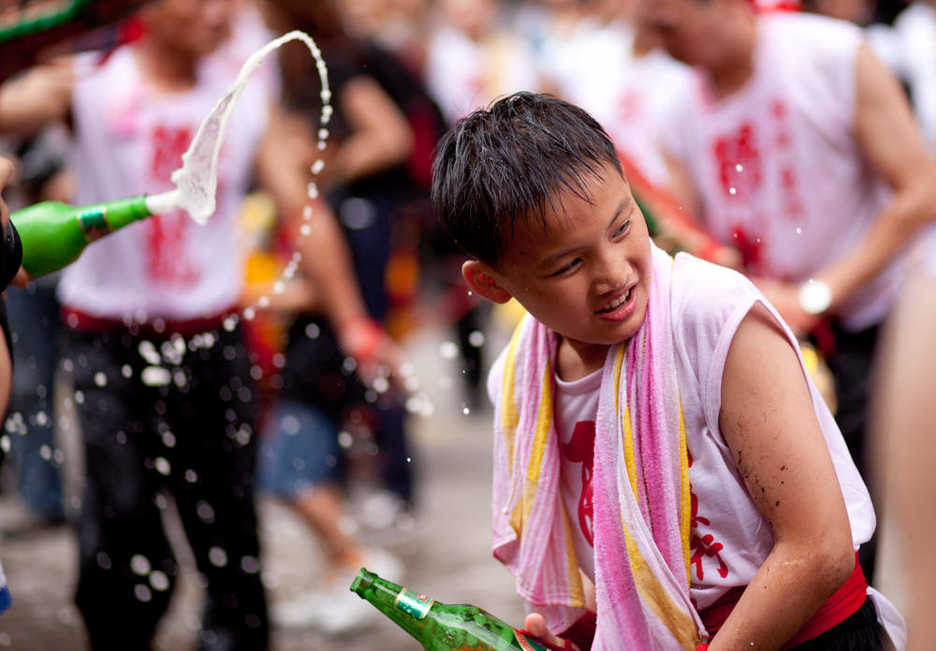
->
<box><xmin>523</xmin><ymin>364</ymin><xmax>554</xmax><ymax>524</ymax></box>
<box><xmin>501</xmin><ymin>320</ymin><xmax>525</xmax><ymax>476</ymax></box>
<box><xmin>621</xmin><ymin>517</ymin><xmax>700</xmax><ymax>650</ymax></box>
<box><xmin>678</xmin><ymin>403</ymin><xmax>691</xmax><ymax>587</ymax></box>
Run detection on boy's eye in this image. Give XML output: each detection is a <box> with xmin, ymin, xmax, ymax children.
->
<box><xmin>614</xmin><ymin>219</ymin><xmax>632</xmax><ymax>237</ymax></box>
<box><xmin>548</xmin><ymin>257</ymin><xmax>582</xmax><ymax>277</ymax></box>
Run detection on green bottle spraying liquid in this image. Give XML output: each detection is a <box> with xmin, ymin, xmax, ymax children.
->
<box><xmin>8</xmin><ymin>29</ymin><xmax>326</xmax><ymax>280</ymax></box>
<box><xmin>350</xmin><ymin>569</ymin><xmax>568</xmax><ymax>651</ymax></box>
<box><xmin>11</xmin><ymin>191</ymin><xmax>179</xmax><ymax>277</ymax></box>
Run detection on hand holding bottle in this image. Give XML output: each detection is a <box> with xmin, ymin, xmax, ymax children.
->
<box><xmin>0</xmin><ymin>158</ymin><xmax>29</xmax><ymax>291</ymax></box>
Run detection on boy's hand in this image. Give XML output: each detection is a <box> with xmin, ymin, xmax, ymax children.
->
<box><xmin>523</xmin><ymin>613</ymin><xmax>579</xmax><ymax>650</ymax></box>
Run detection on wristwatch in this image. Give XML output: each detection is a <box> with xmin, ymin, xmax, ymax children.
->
<box><xmin>797</xmin><ymin>279</ymin><xmax>832</xmax><ymax>315</ymax></box>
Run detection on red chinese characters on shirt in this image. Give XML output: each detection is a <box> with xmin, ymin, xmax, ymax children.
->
<box><xmin>713</xmin><ymin>122</ymin><xmax>762</xmax><ymax>201</ymax></box>
<box><xmin>145</xmin><ymin>125</ymin><xmax>199</xmax><ymax>287</ymax></box>
<box><xmin>562</xmin><ymin>420</ymin><xmax>596</xmax><ymax>547</ymax></box>
<box><xmin>687</xmin><ymin>451</ymin><xmax>729</xmax><ymax>582</ymax></box>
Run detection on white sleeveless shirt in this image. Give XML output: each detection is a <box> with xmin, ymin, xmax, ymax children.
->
<box><xmin>58</xmin><ymin>42</ymin><xmax>269</xmax><ymax>321</ymax></box>
<box><xmin>659</xmin><ymin>13</ymin><xmax>903</xmax><ymax>331</ymax></box>
<box><xmin>494</xmin><ymin>254</ymin><xmax>875</xmax><ymax>611</ymax></box>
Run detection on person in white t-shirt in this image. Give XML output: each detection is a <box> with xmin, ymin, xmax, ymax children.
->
<box><xmin>639</xmin><ymin>0</ymin><xmax>936</xmax><ymax>584</ymax></box>
<box><xmin>433</xmin><ymin>92</ymin><xmax>903</xmax><ymax>651</ymax></box>
<box><xmin>0</xmin><ymin>0</ymin><xmax>400</xmax><ymax>648</ymax></box>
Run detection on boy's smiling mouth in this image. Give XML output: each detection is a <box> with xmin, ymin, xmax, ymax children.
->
<box><xmin>596</xmin><ymin>284</ymin><xmax>636</xmax><ymax>316</ymax></box>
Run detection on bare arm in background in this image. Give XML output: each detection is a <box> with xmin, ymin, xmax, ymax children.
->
<box><xmin>323</xmin><ymin>74</ymin><xmax>413</xmax><ymax>189</ymax></box>
<box><xmin>758</xmin><ymin>43</ymin><xmax>936</xmax><ymax>332</ymax></box>
<box><xmin>0</xmin><ymin>58</ymin><xmax>74</xmax><ymax>136</ymax></box>
<box><xmin>255</xmin><ymin>101</ymin><xmax>403</xmax><ymax>380</ymax></box>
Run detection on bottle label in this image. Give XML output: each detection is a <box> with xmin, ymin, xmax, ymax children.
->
<box><xmin>77</xmin><ymin>208</ymin><xmax>112</xmax><ymax>242</ymax></box>
<box><xmin>393</xmin><ymin>588</ymin><xmax>434</xmax><ymax>620</ymax></box>
<box><xmin>513</xmin><ymin>630</ymin><xmax>552</xmax><ymax>651</ymax></box>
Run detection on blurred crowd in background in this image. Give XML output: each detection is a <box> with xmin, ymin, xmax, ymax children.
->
<box><xmin>0</xmin><ymin>0</ymin><xmax>934</xmax><ymax>649</ymax></box>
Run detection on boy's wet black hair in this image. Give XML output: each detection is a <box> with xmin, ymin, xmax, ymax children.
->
<box><xmin>431</xmin><ymin>92</ymin><xmax>622</xmax><ymax>268</ymax></box>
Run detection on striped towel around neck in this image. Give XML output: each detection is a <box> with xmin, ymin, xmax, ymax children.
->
<box><xmin>492</xmin><ymin>244</ymin><xmax>706</xmax><ymax>649</ymax></box>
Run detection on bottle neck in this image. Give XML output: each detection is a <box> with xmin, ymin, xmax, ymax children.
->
<box><xmin>77</xmin><ymin>195</ymin><xmax>152</xmax><ymax>241</ymax></box>
<box><xmin>350</xmin><ymin>571</ymin><xmax>434</xmax><ymax>641</ymax></box>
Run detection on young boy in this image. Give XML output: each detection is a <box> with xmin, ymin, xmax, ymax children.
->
<box><xmin>431</xmin><ymin>92</ymin><xmax>904</xmax><ymax>650</ymax></box>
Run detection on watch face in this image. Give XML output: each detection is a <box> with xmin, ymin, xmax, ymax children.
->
<box><xmin>798</xmin><ymin>280</ymin><xmax>832</xmax><ymax>315</ymax></box>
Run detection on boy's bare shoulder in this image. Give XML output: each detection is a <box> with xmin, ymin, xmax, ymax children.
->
<box><xmin>670</xmin><ymin>252</ymin><xmax>757</xmax><ymax>326</ymax></box>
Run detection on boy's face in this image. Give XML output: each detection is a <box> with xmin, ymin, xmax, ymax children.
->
<box><xmin>471</xmin><ymin>164</ymin><xmax>652</xmax><ymax>349</ymax></box>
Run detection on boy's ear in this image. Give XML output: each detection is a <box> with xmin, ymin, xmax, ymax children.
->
<box><xmin>462</xmin><ymin>260</ymin><xmax>513</xmax><ymax>304</ymax></box>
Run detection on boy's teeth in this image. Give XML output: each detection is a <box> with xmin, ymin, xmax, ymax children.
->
<box><xmin>601</xmin><ymin>287</ymin><xmax>632</xmax><ymax>312</ymax></box>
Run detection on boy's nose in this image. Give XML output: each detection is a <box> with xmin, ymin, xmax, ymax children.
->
<box><xmin>592</xmin><ymin>252</ymin><xmax>634</xmax><ymax>295</ymax></box>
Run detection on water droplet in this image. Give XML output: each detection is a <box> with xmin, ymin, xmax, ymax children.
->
<box><xmin>307</xmin><ymin>181</ymin><xmax>319</xmax><ymax>199</ymax></box>
<box><xmin>241</xmin><ymin>556</ymin><xmax>260</xmax><ymax>574</ymax></box>
<box><xmin>209</xmin><ymin>547</ymin><xmax>228</xmax><ymax>567</ymax></box>
<box><xmin>35</xmin><ymin>410</ymin><xmax>49</xmax><ymax>427</ymax></box>
<box><xmin>161</xmin><ymin>431</ymin><xmax>176</xmax><ymax>448</ymax></box>
<box><xmin>462</xmin><ymin>407</ymin><xmax>471</xmax><ymax>415</ymax></box>
<box><xmin>223</xmin><ymin>316</ymin><xmax>238</xmax><ymax>332</ymax></box>
<box><xmin>154</xmin><ymin>457</ymin><xmax>171</xmax><ymax>476</ymax></box>
<box><xmin>243</xmin><ymin>307</ymin><xmax>256</xmax><ymax>321</ymax></box>
<box><xmin>729</xmin><ymin>187</ymin><xmax>737</xmax><ymax>195</ymax></box>
<box><xmin>300</xmin><ymin>224</ymin><xmax>311</xmax><ymax>236</ymax></box>
<box><xmin>305</xmin><ymin>323</ymin><xmax>320</xmax><ymax>339</ymax></box>
<box><xmin>338</xmin><ymin>431</ymin><xmax>353</xmax><ymax>448</ymax></box>
<box><xmin>141</xmin><ymin>367</ymin><xmax>171</xmax><ymax>387</ymax></box>
<box><xmin>282</xmin><ymin>415</ymin><xmax>300</xmax><ymax>436</ymax></box>
<box><xmin>342</xmin><ymin>357</ymin><xmax>358</xmax><ymax>373</ymax></box>
<box><xmin>185</xmin><ymin>469</ymin><xmax>198</xmax><ymax>483</ymax></box>
<box><xmin>74</xmin><ymin>390</ymin><xmax>85</xmax><ymax>405</ymax></box>
<box><xmin>318</xmin><ymin>128</ymin><xmax>329</xmax><ymax>141</ymax></box>
<box><xmin>795</xmin><ymin>226</ymin><xmax>802</xmax><ymax>234</ymax></box>
<box><xmin>406</xmin><ymin>457</ymin><xmax>412</xmax><ymax>463</ymax></box>
<box><xmin>373</xmin><ymin>376</ymin><xmax>389</xmax><ymax>394</ymax></box>
<box><xmin>138</xmin><ymin>341</ymin><xmax>161</xmax><ymax>366</ymax></box>
<box><xmin>122</xmin><ymin>364</ymin><xmax>133</xmax><ymax>378</ymax></box>
<box><xmin>303</xmin><ymin>205</ymin><xmax>313</xmax><ymax>220</ymax></box>
<box><xmin>735</xmin><ymin>163</ymin><xmax>744</xmax><ymax>172</ymax></box>
<box><xmin>97</xmin><ymin>552</ymin><xmax>112</xmax><ymax>569</ymax></box>
<box><xmin>134</xmin><ymin>584</ymin><xmax>152</xmax><ymax>602</ymax></box>
<box><xmin>468</xmin><ymin>330</ymin><xmax>485</xmax><ymax>348</ymax></box>
<box><xmin>150</xmin><ymin>571</ymin><xmax>170</xmax><ymax>592</ymax></box>
<box><xmin>197</xmin><ymin>501</ymin><xmax>215</xmax><ymax>523</ymax></box>
<box><xmin>439</xmin><ymin>341</ymin><xmax>459</xmax><ymax>360</ymax></box>
<box><xmin>131</xmin><ymin>554</ymin><xmax>151</xmax><ymax>576</ymax></box>
<box><xmin>0</xmin><ymin>437</ymin><xmax>10</xmax><ymax>454</ymax></box>
<box><xmin>39</xmin><ymin>445</ymin><xmax>52</xmax><ymax>460</ymax></box>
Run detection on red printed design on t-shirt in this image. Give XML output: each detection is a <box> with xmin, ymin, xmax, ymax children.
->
<box><xmin>562</xmin><ymin>421</ymin><xmax>596</xmax><ymax>547</ymax></box>
<box><xmin>713</xmin><ymin>123</ymin><xmax>762</xmax><ymax>200</ymax></box>
<box><xmin>145</xmin><ymin>125</ymin><xmax>199</xmax><ymax>287</ymax></box>
<box><xmin>687</xmin><ymin>451</ymin><xmax>729</xmax><ymax>582</ymax></box>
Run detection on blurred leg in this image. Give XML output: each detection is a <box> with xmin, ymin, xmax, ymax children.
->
<box><xmin>65</xmin><ymin>331</ymin><xmax>176</xmax><ymax>651</ymax></box>
<box><xmin>170</xmin><ymin>327</ymin><xmax>268</xmax><ymax>651</ymax></box>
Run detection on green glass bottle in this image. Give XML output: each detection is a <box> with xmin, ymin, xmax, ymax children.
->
<box><xmin>11</xmin><ymin>195</ymin><xmax>157</xmax><ymax>277</ymax></box>
<box><xmin>350</xmin><ymin>569</ymin><xmax>563</xmax><ymax>651</ymax></box>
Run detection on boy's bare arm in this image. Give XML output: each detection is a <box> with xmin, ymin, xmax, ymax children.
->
<box><xmin>712</xmin><ymin>303</ymin><xmax>854</xmax><ymax>651</ymax></box>
<box><xmin>0</xmin><ymin>58</ymin><xmax>74</xmax><ymax>136</ymax></box>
